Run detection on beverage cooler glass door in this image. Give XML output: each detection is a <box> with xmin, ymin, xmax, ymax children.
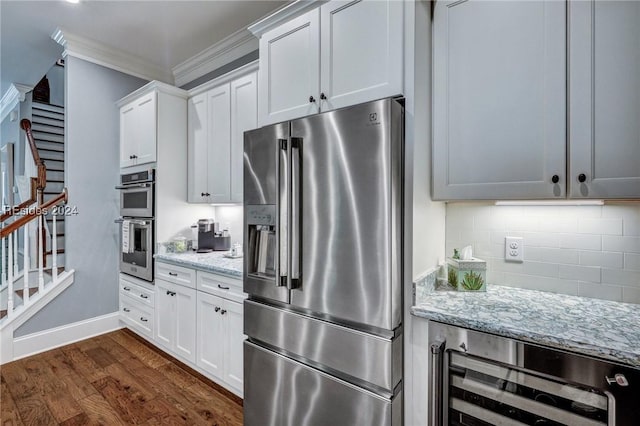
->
<box><xmin>244</xmin><ymin>122</ymin><xmax>289</xmax><ymax>303</ymax></box>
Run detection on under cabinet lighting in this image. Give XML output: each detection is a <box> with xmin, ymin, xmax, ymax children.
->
<box><xmin>66</xmin><ymin>0</ymin><xmax>80</xmax><ymax>4</ymax></box>
<box><xmin>494</xmin><ymin>200</ymin><xmax>605</xmax><ymax>206</ymax></box>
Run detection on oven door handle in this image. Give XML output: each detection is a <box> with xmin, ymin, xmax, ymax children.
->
<box><xmin>429</xmin><ymin>339</ymin><xmax>446</xmax><ymax>426</ymax></box>
<box><xmin>115</xmin><ymin>183</ymin><xmax>152</xmax><ymax>190</ymax></box>
<box><xmin>114</xmin><ymin>218</ymin><xmax>153</xmax><ymax>226</ymax></box>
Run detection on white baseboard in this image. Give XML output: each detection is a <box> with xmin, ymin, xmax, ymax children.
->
<box><xmin>12</xmin><ymin>312</ymin><xmax>123</xmax><ymax>361</ymax></box>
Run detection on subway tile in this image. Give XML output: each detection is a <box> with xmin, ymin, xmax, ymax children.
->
<box><xmin>602</xmin><ymin>236</ymin><xmax>640</xmax><ymax>253</ymax></box>
<box><xmin>602</xmin><ymin>204</ymin><xmax>640</xmax><ymax>236</ymax></box>
<box><xmin>505</xmin><ymin>216</ymin><xmax>539</xmax><ymax>232</ymax></box>
<box><xmin>625</xmin><ymin>253</ymin><xmax>640</xmax><ymax>271</ymax></box>
<box><xmin>559</xmin><ymin>265</ymin><xmax>601</xmax><ymax>283</ymax></box>
<box><xmin>578</xmin><ymin>251</ymin><xmax>624</xmax><ymax>268</ymax></box>
<box><xmin>525</xmin><ymin>247</ymin><xmax>579</xmax><ymax>265</ymax></box>
<box><xmin>577</xmin><ymin>283</ymin><xmax>623</xmax><ymax>302</ymax></box>
<box><xmin>503</xmin><ymin>273</ymin><xmax>579</xmax><ymax>295</ymax></box>
<box><xmin>601</xmin><ymin>268</ymin><xmax>640</xmax><ymax>286</ymax></box>
<box><xmin>559</xmin><ymin>234</ymin><xmax>602</xmax><ymax>250</ymax></box>
<box><xmin>622</xmin><ymin>287</ymin><xmax>640</xmax><ymax>304</ymax></box>
<box><xmin>523</xmin><ymin>261</ymin><xmax>560</xmax><ymax>278</ymax></box>
<box><xmin>521</xmin><ymin>232</ymin><xmax>561</xmax><ymax>248</ymax></box>
<box><xmin>538</xmin><ymin>217</ymin><xmax>578</xmax><ymax>233</ymax></box>
<box><xmin>490</xmin><ymin>259</ymin><xmax>525</xmax><ymax>274</ymax></box>
<box><xmin>577</xmin><ymin>218</ymin><xmax>623</xmax><ymax>235</ymax></box>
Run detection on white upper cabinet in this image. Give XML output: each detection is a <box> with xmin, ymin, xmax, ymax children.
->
<box><xmin>569</xmin><ymin>0</ymin><xmax>640</xmax><ymax>199</ymax></box>
<box><xmin>254</xmin><ymin>0</ymin><xmax>404</xmax><ymax>126</ymax></box>
<box><xmin>187</xmin><ymin>65</ymin><xmax>258</xmax><ymax>204</ymax></box>
<box><xmin>432</xmin><ymin>0</ymin><xmax>566</xmax><ymax>200</ymax></box>
<box><xmin>258</xmin><ymin>10</ymin><xmax>321</xmax><ymax>125</ymax></box>
<box><xmin>119</xmin><ymin>91</ymin><xmax>157</xmax><ymax>168</ymax></box>
<box><xmin>320</xmin><ymin>0</ymin><xmax>403</xmax><ymax>111</ymax></box>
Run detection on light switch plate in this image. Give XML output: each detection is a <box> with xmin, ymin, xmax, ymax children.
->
<box><xmin>505</xmin><ymin>236</ymin><xmax>524</xmax><ymax>262</ymax></box>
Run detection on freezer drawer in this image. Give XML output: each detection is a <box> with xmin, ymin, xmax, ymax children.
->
<box><xmin>244</xmin><ymin>299</ymin><xmax>401</xmax><ymax>394</ymax></box>
<box><xmin>244</xmin><ymin>341</ymin><xmax>402</xmax><ymax>426</ymax></box>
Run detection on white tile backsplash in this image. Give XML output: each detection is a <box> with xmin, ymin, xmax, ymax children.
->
<box><xmin>446</xmin><ymin>202</ymin><xmax>640</xmax><ymax>303</ymax></box>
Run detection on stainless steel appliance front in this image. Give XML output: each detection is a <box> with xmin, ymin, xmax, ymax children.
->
<box><xmin>116</xmin><ymin>217</ymin><xmax>153</xmax><ymax>282</ymax></box>
<box><xmin>244</xmin><ymin>98</ymin><xmax>404</xmax><ymax>426</ymax></box>
<box><xmin>429</xmin><ymin>321</ymin><xmax>640</xmax><ymax>425</ymax></box>
<box><xmin>117</xmin><ymin>169</ymin><xmax>154</xmax><ymax>218</ymax></box>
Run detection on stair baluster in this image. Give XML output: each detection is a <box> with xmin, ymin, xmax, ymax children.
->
<box><xmin>38</xmin><ymin>215</ymin><xmax>44</xmax><ymax>291</ymax></box>
<box><xmin>23</xmin><ymin>224</ymin><xmax>29</xmax><ymax>303</ymax></box>
<box><xmin>7</xmin><ymin>233</ymin><xmax>14</xmax><ymax>316</ymax></box>
<box><xmin>52</xmin><ymin>214</ymin><xmax>58</xmax><ymax>282</ymax></box>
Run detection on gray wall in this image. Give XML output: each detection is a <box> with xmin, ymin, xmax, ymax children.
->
<box><xmin>46</xmin><ymin>63</ymin><xmax>65</xmax><ymax>107</ymax></box>
<box><xmin>16</xmin><ymin>57</ymin><xmax>147</xmax><ymax>336</ymax></box>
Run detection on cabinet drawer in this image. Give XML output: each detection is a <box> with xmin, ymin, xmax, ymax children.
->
<box><xmin>120</xmin><ymin>298</ymin><xmax>154</xmax><ymax>338</ymax></box>
<box><xmin>156</xmin><ymin>262</ymin><xmax>196</xmax><ymax>288</ymax></box>
<box><xmin>120</xmin><ymin>276</ymin><xmax>154</xmax><ymax>307</ymax></box>
<box><xmin>197</xmin><ymin>271</ymin><xmax>244</xmax><ymax>302</ymax></box>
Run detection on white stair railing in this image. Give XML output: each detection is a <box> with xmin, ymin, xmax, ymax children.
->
<box><xmin>23</xmin><ymin>223</ymin><xmax>29</xmax><ymax>304</ymax></box>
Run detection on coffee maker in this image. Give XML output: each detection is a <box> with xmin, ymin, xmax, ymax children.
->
<box><xmin>197</xmin><ymin>219</ymin><xmax>231</xmax><ymax>253</ymax></box>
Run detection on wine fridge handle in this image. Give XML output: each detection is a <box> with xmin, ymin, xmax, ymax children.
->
<box><xmin>429</xmin><ymin>339</ymin><xmax>446</xmax><ymax>426</ymax></box>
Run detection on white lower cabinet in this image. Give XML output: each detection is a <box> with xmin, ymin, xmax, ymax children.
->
<box><xmin>119</xmin><ymin>274</ymin><xmax>155</xmax><ymax>340</ymax></box>
<box><xmin>155</xmin><ymin>278</ymin><xmax>197</xmax><ymax>364</ymax></box>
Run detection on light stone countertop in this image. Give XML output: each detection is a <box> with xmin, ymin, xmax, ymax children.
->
<box><xmin>154</xmin><ymin>251</ymin><xmax>243</xmax><ymax>278</ymax></box>
<box><xmin>411</xmin><ymin>284</ymin><xmax>640</xmax><ymax>368</ymax></box>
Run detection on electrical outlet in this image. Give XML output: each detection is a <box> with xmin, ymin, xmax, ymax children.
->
<box><xmin>505</xmin><ymin>237</ymin><xmax>524</xmax><ymax>262</ymax></box>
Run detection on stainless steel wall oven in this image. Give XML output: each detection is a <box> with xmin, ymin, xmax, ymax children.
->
<box><xmin>429</xmin><ymin>322</ymin><xmax>639</xmax><ymax>426</ymax></box>
<box><xmin>116</xmin><ymin>169</ymin><xmax>154</xmax><ymax>282</ymax></box>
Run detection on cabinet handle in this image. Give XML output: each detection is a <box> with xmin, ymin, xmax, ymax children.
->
<box><xmin>201</xmin><ymin>192</ymin><xmax>206</xmax><ymax>197</ymax></box>
<box><xmin>206</xmin><ymin>192</ymin><xmax>211</xmax><ymax>197</ymax></box>
<box><xmin>551</xmin><ymin>175</ymin><xmax>559</xmax><ymax>184</ymax></box>
<box><xmin>217</xmin><ymin>284</ymin><xmax>230</xmax><ymax>290</ymax></box>
<box><xmin>123</xmin><ymin>307</ymin><xmax>131</xmax><ymax>312</ymax></box>
<box><xmin>320</xmin><ymin>92</ymin><xmax>327</xmax><ymax>100</ymax></box>
<box><xmin>168</xmin><ymin>272</ymin><xmax>178</xmax><ymax>276</ymax></box>
<box><xmin>578</xmin><ymin>173</ymin><xmax>587</xmax><ymax>183</ymax></box>
<box><xmin>166</xmin><ymin>290</ymin><xmax>176</xmax><ymax>296</ymax></box>
<box><xmin>309</xmin><ymin>95</ymin><xmax>316</xmax><ymax>103</ymax></box>
<box><xmin>220</xmin><ymin>309</ymin><xmax>227</xmax><ymax>315</ymax></box>
<box><xmin>140</xmin><ymin>294</ymin><xmax>149</xmax><ymax>299</ymax></box>
<box><xmin>215</xmin><ymin>307</ymin><xmax>220</xmax><ymax>312</ymax></box>
<box><xmin>123</xmin><ymin>286</ymin><xmax>131</xmax><ymax>291</ymax></box>
<box><xmin>140</xmin><ymin>317</ymin><xmax>148</xmax><ymax>322</ymax></box>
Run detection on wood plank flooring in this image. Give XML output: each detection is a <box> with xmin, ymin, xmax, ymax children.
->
<box><xmin>0</xmin><ymin>328</ymin><xmax>243</xmax><ymax>425</ymax></box>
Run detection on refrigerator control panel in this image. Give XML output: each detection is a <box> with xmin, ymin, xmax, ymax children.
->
<box><xmin>246</xmin><ymin>205</ymin><xmax>276</xmax><ymax>226</ymax></box>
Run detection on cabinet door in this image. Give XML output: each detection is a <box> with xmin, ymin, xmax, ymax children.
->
<box><xmin>133</xmin><ymin>91</ymin><xmax>157</xmax><ymax>165</ymax></box>
<box><xmin>222</xmin><ymin>299</ymin><xmax>244</xmax><ymax>395</ymax></box>
<box><xmin>120</xmin><ymin>100</ymin><xmax>137</xmax><ymax>168</ymax></box>
<box><xmin>569</xmin><ymin>1</ymin><xmax>640</xmax><ymax>198</ymax></box>
<box><xmin>258</xmin><ymin>9</ymin><xmax>320</xmax><ymax>126</ymax></box>
<box><xmin>320</xmin><ymin>0</ymin><xmax>403</xmax><ymax>111</ymax></box>
<box><xmin>155</xmin><ymin>279</ymin><xmax>175</xmax><ymax>351</ymax></box>
<box><xmin>174</xmin><ymin>284</ymin><xmax>197</xmax><ymax>363</ymax></box>
<box><xmin>230</xmin><ymin>72</ymin><xmax>258</xmax><ymax>203</ymax></box>
<box><xmin>188</xmin><ymin>93</ymin><xmax>210</xmax><ymax>202</ymax></box>
<box><xmin>432</xmin><ymin>0</ymin><xmax>566</xmax><ymax>200</ymax></box>
<box><xmin>196</xmin><ymin>292</ymin><xmax>225</xmax><ymax>379</ymax></box>
<box><xmin>208</xmin><ymin>84</ymin><xmax>232</xmax><ymax>203</ymax></box>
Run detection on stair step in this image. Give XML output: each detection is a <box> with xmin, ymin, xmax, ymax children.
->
<box><xmin>43</xmin><ymin>160</ymin><xmax>64</xmax><ymax>170</ymax></box>
<box><xmin>36</xmin><ymin>141</ymin><xmax>65</xmax><ymax>153</ymax></box>
<box><xmin>32</xmin><ymin>109</ymin><xmax>64</xmax><ymax>122</ymax></box>
<box><xmin>31</xmin><ymin>123</ymin><xmax>64</xmax><ymax>136</ymax></box>
<box><xmin>39</xmin><ymin>150</ymin><xmax>65</xmax><ymax>162</ymax></box>
<box><xmin>46</xmin><ymin>170</ymin><xmax>64</xmax><ymax>181</ymax></box>
<box><xmin>35</xmin><ymin>133</ymin><xmax>64</xmax><ymax>144</ymax></box>
<box><xmin>32</xmin><ymin>116</ymin><xmax>64</xmax><ymax>128</ymax></box>
<box><xmin>15</xmin><ymin>288</ymin><xmax>39</xmax><ymax>299</ymax></box>
<box><xmin>32</xmin><ymin>102</ymin><xmax>64</xmax><ymax>114</ymax></box>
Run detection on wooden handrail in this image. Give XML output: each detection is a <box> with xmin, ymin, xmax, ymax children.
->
<box><xmin>0</xmin><ymin>189</ymin><xmax>67</xmax><ymax>238</ymax></box>
<box><xmin>20</xmin><ymin>119</ymin><xmax>47</xmax><ymax>193</ymax></box>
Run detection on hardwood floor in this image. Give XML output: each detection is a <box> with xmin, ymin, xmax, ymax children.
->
<box><xmin>0</xmin><ymin>329</ymin><xmax>243</xmax><ymax>425</ymax></box>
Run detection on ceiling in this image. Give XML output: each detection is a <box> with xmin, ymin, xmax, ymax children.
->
<box><xmin>0</xmin><ymin>0</ymin><xmax>287</xmax><ymax>96</ymax></box>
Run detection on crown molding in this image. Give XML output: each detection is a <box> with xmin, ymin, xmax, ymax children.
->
<box><xmin>0</xmin><ymin>83</ymin><xmax>33</xmax><ymax>122</ymax></box>
<box><xmin>51</xmin><ymin>27</ymin><xmax>173</xmax><ymax>84</ymax></box>
<box><xmin>247</xmin><ymin>0</ymin><xmax>326</xmax><ymax>37</ymax></box>
<box><xmin>172</xmin><ymin>28</ymin><xmax>258</xmax><ymax>88</ymax></box>
<box><xmin>188</xmin><ymin>60</ymin><xmax>259</xmax><ymax>96</ymax></box>
<box><xmin>116</xmin><ymin>80</ymin><xmax>189</xmax><ymax>108</ymax></box>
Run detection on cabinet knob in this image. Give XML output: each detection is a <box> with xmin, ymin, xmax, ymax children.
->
<box><xmin>168</xmin><ymin>272</ymin><xmax>178</xmax><ymax>276</ymax></box>
<box><xmin>309</xmin><ymin>95</ymin><xmax>316</xmax><ymax>103</ymax></box>
<box><xmin>320</xmin><ymin>92</ymin><xmax>327</xmax><ymax>100</ymax></box>
<box><xmin>220</xmin><ymin>309</ymin><xmax>227</xmax><ymax>315</ymax></box>
<box><xmin>206</xmin><ymin>192</ymin><xmax>211</xmax><ymax>197</ymax></box>
<box><xmin>129</xmin><ymin>155</ymin><xmax>133</xmax><ymax>159</ymax></box>
<box><xmin>201</xmin><ymin>192</ymin><xmax>206</xmax><ymax>197</ymax></box>
<box><xmin>123</xmin><ymin>286</ymin><xmax>131</xmax><ymax>291</ymax></box>
<box><xmin>123</xmin><ymin>307</ymin><xmax>130</xmax><ymax>312</ymax></box>
<box><xmin>551</xmin><ymin>175</ymin><xmax>560</xmax><ymax>184</ymax></box>
<box><xmin>140</xmin><ymin>317</ymin><xmax>148</xmax><ymax>322</ymax></box>
<box><xmin>140</xmin><ymin>294</ymin><xmax>148</xmax><ymax>299</ymax></box>
<box><xmin>578</xmin><ymin>173</ymin><xmax>587</xmax><ymax>183</ymax></box>
<box><xmin>215</xmin><ymin>307</ymin><xmax>220</xmax><ymax>312</ymax></box>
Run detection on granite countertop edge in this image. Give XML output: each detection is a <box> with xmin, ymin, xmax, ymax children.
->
<box><xmin>411</xmin><ymin>305</ymin><xmax>640</xmax><ymax>368</ymax></box>
<box><xmin>154</xmin><ymin>253</ymin><xmax>243</xmax><ymax>279</ymax></box>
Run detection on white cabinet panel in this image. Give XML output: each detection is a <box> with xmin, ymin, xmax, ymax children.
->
<box><xmin>208</xmin><ymin>84</ymin><xmax>232</xmax><ymax>203</ymax></box>
<box><xmin>196</xmin><ymin>292</ymin><xmax>225</xmax><ymax>379</ymax></box>
<box><xmin>432</xmin><ymin>0</ymin><xmax>566</xmax><ymax>200</ymax></box>
<box><xmin>230</xmin><ymin>72</ymin><xmax>258</xmax><ymax>203</ymax></box>
<box><xmin>119</xmin><ymin>101</ymin><xmax>137</xmax><ymax>168</ymax></box>
<box><xmin>569</xmin><ymin>0</ymin><xmax>640</xmax><ymax>198</ymax></box>
<box><xmin>174</xmin><ymin>284</ymin><xmax>197</xmax><ymax>363</ymax></box>
<box><xmin>320</xmin><ymin>0</ymin><xmax>403</xmax><ymax>111</ymax></box>
<box><xmin>119</xmin><ymin>91</ymin><xmax>157</xmax><ymax>168</ymax></box>
<box><xmin>154</xmin><ymin>279</ymin><xmax>175</xmax><ymax>351</ymax></box>
<box><xmin>188</xmin><ymin>93</ymin><xmax>209</xmax><ymax>202</ymax></box>
<box><xmin>258</xmin><ymin>9</ymin><xmax>321</xmax><ymax>126</ymax></box>
<box><xmin>222</xmin><ymin>299</ymin><xmax>244</xmax><ymax>394</ymax></box>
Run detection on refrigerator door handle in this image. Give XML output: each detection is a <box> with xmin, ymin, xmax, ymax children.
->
<box><xmin>290</xmin><ymin>137</ymin><xmax>302</xmax><ymax>289</ymax></box>
<box><xmin>278</xmin><ymin>139</ymin><xmax>288</xmax><ymax>287</ymax></box>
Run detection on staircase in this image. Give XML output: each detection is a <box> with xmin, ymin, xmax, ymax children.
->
<box><xmin>31</xmin><ymin>102</ymin><xmax>66</xmax><ymax>267</ymax></box>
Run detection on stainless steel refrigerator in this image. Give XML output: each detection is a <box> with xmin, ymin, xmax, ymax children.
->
<box><xmin>243</xmin><ymin>98</ymin><xmax>404</xmax><ymax>426</ymax></box>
